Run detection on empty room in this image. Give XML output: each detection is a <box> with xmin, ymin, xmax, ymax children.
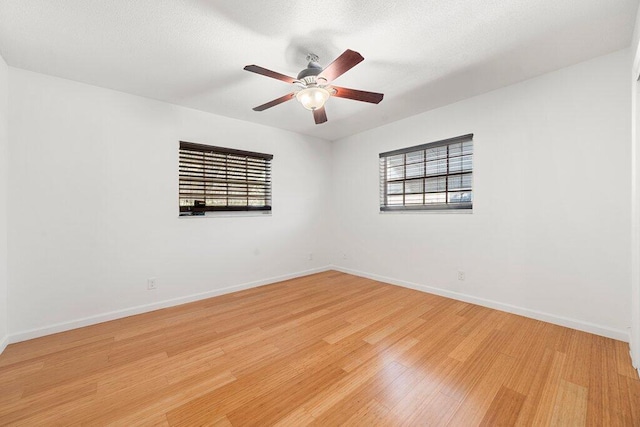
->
<box><xmin>1</xmin><ymin>0</ymin><xmax>640</xmax><ymax>425</ymax></box>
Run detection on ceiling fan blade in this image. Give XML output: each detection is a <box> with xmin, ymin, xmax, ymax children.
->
<box><xmin>313</xmin><ymin>107</ymin><xmax>328</xmax><ymax>124</ymax></box>
<box><xmin>244</xmin><ymin>65</ymin><xmax>296</xmax><ymax>84</ymax></box>
<box><xmin>318</xmin><ymin>49</ymin><xmax>364</xmax><ymax>82</ymax></box>
<box><xmin>252</xmin><ymin>93</ymin><xmax>295</xmax><ymax>111</ymax></box>
<box><xmin>332</xmin><ymin>86</ymin><xmax>384</xmax><ymax>104</ymax></box>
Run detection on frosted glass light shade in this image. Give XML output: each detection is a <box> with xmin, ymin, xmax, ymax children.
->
<box><xmin>296</xmin><ymin>87</ymin><xmax>330</xmax><ymax>110</ymax></box>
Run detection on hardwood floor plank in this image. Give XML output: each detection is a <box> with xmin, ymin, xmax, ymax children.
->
<box><xmin>385</xmin><ymin>356</ymin><xmax>460</xmax><ymax>423</ymax></box>
<box><xmin>439</xmin><ymin>330</ymin><xmax>508</xmax><ymax>402</ymax></box>
<box><xmin>448</xmin><ymin>320</ymin><xmax>495</xmax><ymax>362</ymax></box>
<box><xmin>504</xmin><ymin>322</ymin><xmax>554</xmax><ymax>395</ymax></box>
<box><xmin>0</xmin><ymin>360</ymin><xmax>43</xmax><ymax>384</ymax></box>
<box><xmin>498</xmin><ymin>316</ymin><xmax>546</xmax><ymax>360</ymax></box>
<box><xmin>340</xmin><ymin>398</ymin><xmax>392</xmax><ymax>426</ymax></box>
<box><xmin>363</xmin><ymin>300</ymin><xmax>432</xmax><ymax>345</ymax></box>
<box><xmin>323</xmin><ymin>321</ymin><xmax>370</xmax><ymax>345</ymax></box>
<box><xmin>373</xmin><ymin>364</ymin><xmax>434</xmax><ymax>410</ymax></box>
<box><xmin>562</xmin><ymin>329</ymin><xmax>593</xmax><ymax>388</ymax></box>
<box><xmin>291</xmin><ymin>336</ymin><xmax>370</xmax><ymax>375</ymax></box>
<box><xmin>0</xmin><ymin>382</ymin><xmax>97</xmax><ymax>425</ymax></box>
<box><xmin>0</xmin><ymin>270</ymin><xmax>636</xmax><ymax>425</ymax></box>
<box><xmin>479</xmin><ymin>385</ymin><xmax>526</xmax><ymax>427</ymax></box>
<box><xmin>549</xmin><ymin>379</ymin><xmax>588</xmax><ymax>426</ymax></box>
<box><xmin>615</xmin><ymin>339</ymin><xmax>640</xmax><ymax>379</ymax></box>
<box><xmin>227</xmin><ymin>364</ymin><xmax>347</xmax><ymax>426</ymax></box>
<box><xmin>399</xmin><ymin>313</ymin><xmax>467</xmax><ymax>368</ymax></box>
<box><xmin>96</xmin><ymin>353</ymin><xmax>171</xmax><ymax>394</ymax></box>
<box><xmin>108</xmin><ymin>412</ymin><xmax>170</xmax><ymax>427</ymax></box>
<box><xmin>310</xmin><ymin>361</ymin><xmax>407</xmax><ymax>425</ymax></box>
<box><xmin>93</xmin><ymin>370</ymin><xmax>237</xmax><ymax>426</ymax></box>
<box><xmin>275</xmin><ymin>358</ymin><xmax>397</xmax><ymax>424</ymax></box>
<box><xmin>619</xmin><ymin>374</ymin><xmax>640</xmax><ymax>424</ymax></box>
<box><xmin>513</xmin><ymin>347</ymin><xmax>556</xmax><ymax>426</ymax></box>
<box><xmin>446</xmin><ymin>352</ymin><xmax>517</xmax><ymax>425</ymax></box>
<box><xmin>166</xmin><ymin>364</ymin><xmax>300</xmax><ymax>425</ymax></box>
<box><xmin>402</xmin><ymin>391</ymin><xmax>459</xmax><ymax>426</ymax></box>
<box><xmin>530</xmin><ymin>350</ymin><xmax>567</xmax><ymax>426</ymax></box>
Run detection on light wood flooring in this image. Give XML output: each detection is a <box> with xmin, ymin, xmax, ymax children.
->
<box><xmin>0</xmin><ymin>271</ymin><xmax>638</xmax><ymax>426</ymax></box>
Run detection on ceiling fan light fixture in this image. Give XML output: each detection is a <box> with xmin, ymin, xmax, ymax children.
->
<box><xmin>296</xmin><ymin>86</ymin><xmax>330</xmax><ymax>111</ymax></box>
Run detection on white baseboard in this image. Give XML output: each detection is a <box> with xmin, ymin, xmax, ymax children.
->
<box><xmin>631</xmin><ymin>348</ymin><xmax>640</xmax><ymax>379</ymax></box>
<box><xmin>0</xmin><ymin>335</ymin><xmax>8</xmax><ymax>355</ymax></box>
<box><xmin>5</xmin><ymin>266</ymin><xmax>332</xmax><ymax>347</ymax></box>
<box><xmin>331</xmin><ymin>265</ymin><xmax>630</xmax><ymax>342</ymax></box>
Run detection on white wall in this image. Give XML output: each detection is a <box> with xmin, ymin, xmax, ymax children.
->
<box><xmin>331</xmin><ymin>49</ymin><xmax>632</xmax><ymax>339</ymax></box>
<box><xmin>633</xmin><ymin>4</ymin><xmax>640</xmax><ymax>76</ymax></box>
<box><xmin>7</xmin><ymin>69</ymin><xmax>332</xmax><ymax>338</ymax></box>
<box><xmin>0</xmin><ymin>53</ymin><xmax>9</xmax><ymax>350</ymax></box>
<box><xmin>630</xmin><ymin>3</ymin><xmax>640</xmax><ymax>371</ymax></box>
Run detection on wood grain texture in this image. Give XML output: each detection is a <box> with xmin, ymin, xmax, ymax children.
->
<box><xmin>0</xmin><ymin>271</ymin><xmax>638</xmax><ymax>426</ymax></box>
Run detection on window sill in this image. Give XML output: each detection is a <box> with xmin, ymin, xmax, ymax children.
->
<box><xmin>379</xmin><ymin>209</ymin><xmax>473</xmax><ymax>215</ymax></box>
<box><xmin>179</xmin><ymin>211</ymin><xmax>272</xmax><ymax>219</ymax></box>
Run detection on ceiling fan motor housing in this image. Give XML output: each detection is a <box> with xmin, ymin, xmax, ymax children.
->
<box><xmin>297</xmin><ymin>60</ymin><xmax>323</xmax><ymax>82</ymax></box>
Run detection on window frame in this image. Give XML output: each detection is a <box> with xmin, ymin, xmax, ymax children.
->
<box><xmin>179</xmin><ymin>141</ymin><xmax>273</xmax><ymax>216</ymax></box>
<box><xmin>379</xmin><ymin>134</ymin><xmax>474</xmax><ymax>212</ymax></box>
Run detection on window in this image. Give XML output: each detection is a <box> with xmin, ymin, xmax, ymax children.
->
<box><xmin>179</xmin><ymin>141</ymin><xmax>272</xmax><ymax>215</ymax></box>
<box><xmin>379</xmin><ymin>134</ymin><xmax>473</xmax><ymax>211</ymax></box>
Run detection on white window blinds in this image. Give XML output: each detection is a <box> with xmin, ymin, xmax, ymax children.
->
<box><xmin>379</xmin><ymin>134</ymin><xmax>473</xmax><ymax>211</ymax></box>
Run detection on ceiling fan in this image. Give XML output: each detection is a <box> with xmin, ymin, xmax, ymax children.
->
<box><xmin>243</xmin><ymin>49</ymin><xmax>384</xmax><ymax>125</ymax></box>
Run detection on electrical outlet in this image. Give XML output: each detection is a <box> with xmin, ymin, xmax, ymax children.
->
<box><xmin>342</xmin><ymin>253</ymin><xmax>348</xmax><ymax>260</ymax></box>
<box><xmin>308</xmin><ymin>253</ymin><xmax>313</xmax><ymax>261</ymax></box>
<box><xmin>147</xmin><ymin>278</ymin><xmax>157</xmax><ymax>290</ymax></box>
<box><xmin>458</xmin><ymin>271</ymin><xmax>465</xmax><ymax>281</ymax></box>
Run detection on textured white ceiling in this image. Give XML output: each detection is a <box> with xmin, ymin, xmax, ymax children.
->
<box><xmin>0</xmin><ymin>0</ymin><xmax>638</xmax><ymax>141</ymax></box>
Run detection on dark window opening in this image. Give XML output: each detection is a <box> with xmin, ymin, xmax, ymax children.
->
<box><xmin>179</xmin><ymin>141</ymin><xmax>272</xmax><ymax>215</ymax></box>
